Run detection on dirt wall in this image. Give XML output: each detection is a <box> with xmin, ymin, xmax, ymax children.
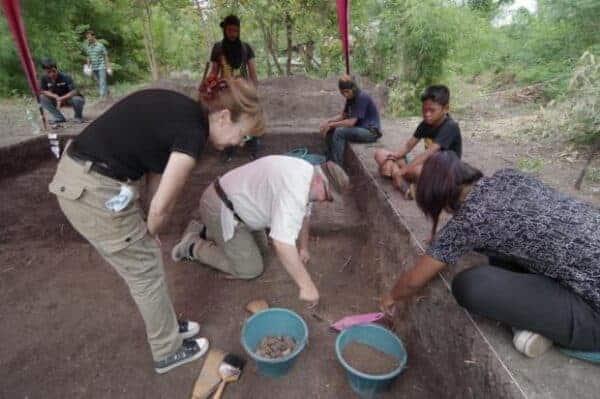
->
<box><xmin>345</xmin><ymin>148</ymin><xmax>524</xmax><ymax>398</ymax></box>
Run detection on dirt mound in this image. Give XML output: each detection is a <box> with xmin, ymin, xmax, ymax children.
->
<box><xmin>147</xmin><ymin>74</ymin><xmax>388</xmax><ymax>125</ymax></box>
<box><xmin>260</xmin><ymin>75</ymin><xmax>388</xmax><ymax>124</ymax></box>
<box><xmin>147</xmin><ymin>78</ymin><xmax>199</xmax><ymax>98</ymax></box>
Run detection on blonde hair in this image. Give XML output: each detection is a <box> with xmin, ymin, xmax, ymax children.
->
<box><xmin>199</xmin><ymin>76</ymin><xmax>265</xmax><ymax>136</ymax></box>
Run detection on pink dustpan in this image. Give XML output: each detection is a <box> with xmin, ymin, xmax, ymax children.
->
<box><xmin>331</xmin><ymin>312</ymin><xmax>385</xmax><ymax>331</ymax></box>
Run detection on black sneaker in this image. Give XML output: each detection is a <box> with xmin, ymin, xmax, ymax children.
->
<box><xmin>154</xmin><ymin>337</ymin><xmax>209</xmax><ymax>374</ymax></box>
<box><xmin>221</xmin><ymin>147</ymin><xmax>235</xmax><ymax>163</ymax></box>
<box><xmin>178</xmin><ymin>320</ymin><xmax>200</xmax><ymax>339</ymax></box>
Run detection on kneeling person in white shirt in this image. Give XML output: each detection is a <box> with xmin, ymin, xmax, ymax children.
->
<box><xmin>171</xmin><ymin>155</ymin><xmax>350</xmax><ymax>306</ymax></box>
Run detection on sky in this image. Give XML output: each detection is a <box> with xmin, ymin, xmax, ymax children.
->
<box><xmin>495</xmin><ymin>0</ymin><xmax>538</xmax><ymax>25</ymax></box>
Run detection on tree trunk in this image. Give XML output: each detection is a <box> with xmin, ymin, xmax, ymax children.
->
<box><xmin>141</xmin><ymin>0</ymin><xmax>159</xmax><ymax>81</ymax></box>
<box><xmin>266</xmin><ymin>22</ymin><xmax>283</xmax><ymax>75</ymax></box>
<box><xmin>194</xmin><ymin>0</ymin><xmax>213</xmax><ymax>51</ymax></box>
<box><xmin>285</xmin><ymin>12</ymin><xmax>293</xmax><ymax>76</ymax></box>
<box><xmin>302</xmin><ymin>41</ymin><xmax>318</xmax><ymax>72</ymax></box>
<box><xmin>256</xmin><ymin>16</ymin><xmax>274</xmax><ymax>77</ymax></box>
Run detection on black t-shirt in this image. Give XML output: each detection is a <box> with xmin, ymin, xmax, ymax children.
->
<box><xmin>40</xmin><ymin>72</ymin><xmax>77</xmax><ymax>97</ymax></box>
<box><xmin>210</xmin><ymin>41</ymin><xmax>255</xmax><ymax>63</ymax></box>
<box><xmin>210</xmin><ymin>41</ymin><xmax>255</xmax><ymax>78</ymax></box>
<box><xmin>413</xmin><ymin>115</ymin><xmax>462</xmax><ymax>158</ymax></box>
<box><xmin>72</xmin><ymin>89</ymin><xmax>207</xmax><ymax>180</ymax></box>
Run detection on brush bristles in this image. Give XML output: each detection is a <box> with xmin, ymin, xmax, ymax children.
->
<box><xmin>223</xmin><ymin>353</ymin><xmax>246</xmax><ymax>370</ymax></box>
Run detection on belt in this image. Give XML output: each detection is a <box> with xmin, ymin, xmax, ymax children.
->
<box><xmin>213</xmin><ymin>179</ymin><xmax>244</xmax><ymax>223</ymax></box>
<box><xmin>67</xmin><ymin>145</ymin><xmax>129</xmax><ymax>183</ymax></box>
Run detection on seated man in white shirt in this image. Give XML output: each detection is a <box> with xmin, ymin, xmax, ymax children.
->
<box><xmin>171</xmin><ymin>155</ymin><xmax>350</xmax><ymax>306</ymax></box>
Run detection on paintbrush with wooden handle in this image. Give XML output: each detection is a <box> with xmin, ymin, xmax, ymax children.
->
<box><xmin>212</xmin><ymin>353</ymin><xmax>245</xmax><ymax>399</ymax></box>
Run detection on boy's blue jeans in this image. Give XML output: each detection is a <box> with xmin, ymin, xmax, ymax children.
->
<box><xmin>326</xmin><ymin>126</ymin><xmax>380</xmax><ymax>166</ymax></box>
<box><xmin>93</xmin><ymin>68</ymin><xmax>108</xmax><ymax>97</ymax></box>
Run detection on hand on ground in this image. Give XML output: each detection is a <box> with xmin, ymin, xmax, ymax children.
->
<box><xmin>299</xmin><ymin>248</ymin><xmax>311</xmax><ymax>265</ymax></box>
<box><xmin>299</xmin><ymin>285</ymin><xmax>319</xmax><ymax>309</ymax></box>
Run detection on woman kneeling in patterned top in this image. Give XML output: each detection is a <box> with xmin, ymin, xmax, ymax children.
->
<box><xmin>380</xmin><ymin>151</ymin><xmax>600</xmax><ymax>359</ymax></box>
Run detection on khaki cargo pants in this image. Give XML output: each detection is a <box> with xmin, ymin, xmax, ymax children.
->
<box><xmin>49</xmin><ymin>153</ymin><xmax>181</xmax><ymax>361</ymax></box>
<box><xmin>193</xmin><ymin>184</ymin><xmax>266</xmax><ymax>279</ymax></box>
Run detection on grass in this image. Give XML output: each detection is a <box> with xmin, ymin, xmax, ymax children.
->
<box><xmin>82</xmin><ymin>80</ymin><xmax>149</xmax><ymax>102</ymax></box>
<box><xmin>585</xmin><ymin>167</ymin><xmax>600</xmax><ymax>184</ymax></box>
<box><xmin>517</xmin><ymin>156</ymin><xmax>545</xmax><ymax>174</ymax></box>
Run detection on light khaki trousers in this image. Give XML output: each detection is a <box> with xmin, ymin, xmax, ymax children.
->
<box><xmin>194</xmin><ymin>184</ymin><xmax>266</xmax><ymax>279</ymax></box>
<box><xmin>49</xmin><ymin>153</ymin><xmax>181</xmax><ymax>361</ymax></box>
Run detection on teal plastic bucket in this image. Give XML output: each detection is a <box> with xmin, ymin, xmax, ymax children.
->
<box><xmin>241</xmin><ymin>308</ymin><xmax>309</xmax><ymax>377</ymax></box>
<box><xmin>285</xmin><ymin>147</ymin><xmax>326</xmax><ymax>165</ymax></box>
<box><xmin>335</xmin><ymin>324</ymin><xmax>407</xmax><ymax>398</ymax></box>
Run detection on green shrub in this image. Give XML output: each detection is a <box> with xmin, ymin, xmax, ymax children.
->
<box><xmin>517</xmin><ymin>156</ymin><xmax>545</xmax><ymax>174</ymax></box>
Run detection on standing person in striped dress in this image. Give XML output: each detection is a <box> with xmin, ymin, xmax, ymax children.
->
<box><xmin>84</xmin><ymin>30</ymin><xmax>110</xmax><ymax>98</ymax></box>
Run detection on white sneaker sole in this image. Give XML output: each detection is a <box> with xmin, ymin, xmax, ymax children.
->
<box><xmin>171</xmin><ymin>221</ymin><xmax>204</xmax><ymax>262</ymax></box>
<box><xmin>513</xmin><ymin>330</ymin><xmax>553</xmax><ymax>358</ymax></box>
<box><xmin>180</xmin><ymin>321</ymin><xmax>200</xmax><ymax>339</ymax></box>
<box><xmin>154</xmin><ymin>338</ymin><xmax>209</xmax><ymax>375</ymax></box>
<box><xmin>171</xmin><ymin>232</ymin><xmax>199</xmax><ymax>262</ymax></box>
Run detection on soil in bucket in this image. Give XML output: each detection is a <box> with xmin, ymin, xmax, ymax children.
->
<box><xmin>256</xmin><ymin>336</ymin><xmax>297</xmax><ymax>359</ymax></box>
<box><xmin>342</xmin><ymin>341</ymin><xmax>400</xmax><ymax>375</ymax></box>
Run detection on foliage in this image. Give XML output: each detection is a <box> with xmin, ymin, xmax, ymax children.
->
<box><xmin>353</xmin><ymin>0</ymin><xmax>463</xmax><ymax>113</ymax></box>
<box><xmin>0</xmin><ymin>0</ymin><xmax>599</xmax><ymax>133</ymax></box>
<box><xmin>585</xmin><ymin>167</ymin><xmax>600</xmax><ymax>184</ymax></box>
<box><xmin>522</xmin><ymin>51</ymin><xmax>600</xmax><ymax>147</ymax></box>
<box><xmin>489</xmin><ymin>0</ymin><xmax>600</xmax><ymax>98</ymax></box>
<box><xmin>565</xmin><ymin>51</ymin><xmax>600</xmax><ymax>146</ymax></box>
<box><xmin>517</xmin><ymin>156</ymin><xmax>545</xmax><ymax>174</ymax></box>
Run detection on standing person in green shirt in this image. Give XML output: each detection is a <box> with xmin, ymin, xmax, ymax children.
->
<box><xmin>84</xmin><ymin>30</ymin><xmax>110</xmax><ymax>97</ymax></box>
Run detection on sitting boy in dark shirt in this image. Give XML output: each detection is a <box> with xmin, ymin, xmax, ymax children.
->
<box><xmin>374</xmin><ymin>85</ymin><xmax>462</xmax><ymax>199</ymax></box>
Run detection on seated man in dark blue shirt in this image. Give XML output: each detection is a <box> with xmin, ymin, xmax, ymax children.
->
<box><xmin>320</xmin><ymin>75</ymin><xmax>381</xmax><ymax>167</ymax></box>
<box><xmin>40</xmin><ymin>58</ymin><xmax>85</xmax><ymax>124</ymax></box>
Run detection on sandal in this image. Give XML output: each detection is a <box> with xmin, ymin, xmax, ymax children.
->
<box><xmin>398</xmin><ymin>181</ymin><xmax>413</xmax><ymax>200</ymax></box>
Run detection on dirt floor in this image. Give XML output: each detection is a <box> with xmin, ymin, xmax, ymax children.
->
<box><xmin>1</xmin><ymin>74</ymin><xmax>599</xmax><ymax>398</ymax></box>
<box><xmin>0</xmin><ymin>149</ymin><xmax>395</xmax><ymax>399</ymax></box>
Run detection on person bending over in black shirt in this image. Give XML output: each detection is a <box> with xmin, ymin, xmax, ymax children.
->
<box><xmin>374</xmin><ymin>85</ymin><xmax>462</xmax><ymax>199</ymax></box>
<box><xmin>48</xmin><ymin>76</ymin><xmax>264</xmax><ymax>374</ymax></box>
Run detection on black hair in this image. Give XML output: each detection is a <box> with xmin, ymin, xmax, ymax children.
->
<box><xmin>220</xmin><ymin>15</ymin><xmax>240</xmax><ymax>29</ymax></box>
<box><xmin>86</xmin><ymin>30</ymin><xmax>95</xmax><ymax>36</ymax></box>
<box><xmin>41</xmin><ymin>58</ymin><xmax>57</xmax><ymax>70</ymax></box>
<box><xmin>416</xmin><ymin>151</ymin><xmax>483</xmax><ymax>238</ymax></box>
<box><xmin>420</xmin><ymin>85</ymin><xmax>450</xmax><ymax>106</ymax></box>
<box><xmin>338</xmin><ymin>75</ymin><xmax>359</xmax><ymax>96</ymax></box>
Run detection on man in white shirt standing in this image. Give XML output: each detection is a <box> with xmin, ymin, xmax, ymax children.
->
<box><xmin>171</xmin><ymin>155</ymin><xmax>350</xmax><ymax>306</ymax></box>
